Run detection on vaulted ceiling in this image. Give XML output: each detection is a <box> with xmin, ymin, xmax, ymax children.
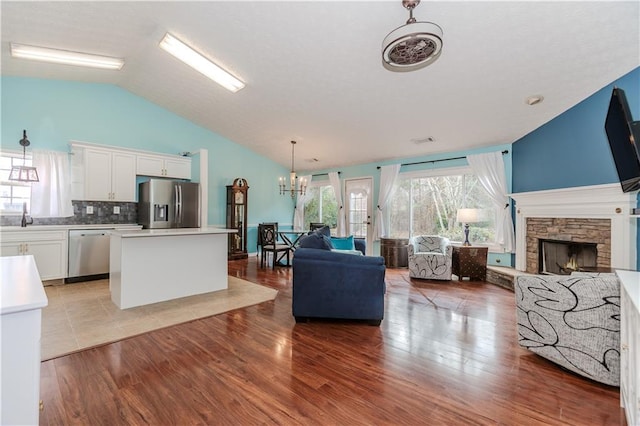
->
<box><xmin>2</xmin><ymin>1</ymin><xmax>639</xmax><ymax>171</ymax></box>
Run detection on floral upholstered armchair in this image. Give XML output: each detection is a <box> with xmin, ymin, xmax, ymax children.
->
<box><xmin>407</xmin><ymin>235</ymin><xmax>453</xmax><ymax>280</ymax></box>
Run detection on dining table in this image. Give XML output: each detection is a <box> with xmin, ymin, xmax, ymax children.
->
<box><xmin>278</xmin><ymin>230</ymin><xmax>307</xmax><ymax>251</ymax></box>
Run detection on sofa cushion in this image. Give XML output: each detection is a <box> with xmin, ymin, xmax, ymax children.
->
<box><xmin>330</xmin><ymin>249</ymin><xmax>363</xmax><ymax>256</ymax></box>
<box><xmin>330</xmin><ymin>236</ymin><xmax>355</xmax><ymax>250</ymax></box>
<box><xmin>298</xmin><ymin>232</ymin><xmax>333</xmax><ymax>250</ymax></box>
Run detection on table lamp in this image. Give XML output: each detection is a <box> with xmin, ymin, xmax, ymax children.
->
<box><xmin>456</xmin><ymin>208</ymin><xmax>481</xmax><ymax>246</ymax></box>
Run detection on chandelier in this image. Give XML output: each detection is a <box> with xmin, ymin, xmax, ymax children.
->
<box><xmin>279</xmin><ymin>141</ymin><xmax>307</xmax><ymax>198</ymax></box>
<box><xmin>9</xmin><ymin>130</ymin><xmax>39</xmax><ymax>182</ymax></box>
<box><xmin>382</xmin><ymin>0</ymin><xmax>443</xmax><ymax>72</ymax></box>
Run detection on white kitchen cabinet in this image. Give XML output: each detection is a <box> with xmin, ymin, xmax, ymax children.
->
<box><xmin>1</xmin><ymin>256</ymin><xmax>48</xmax><ymax>426</ymax></box>
<box><xmin>137</xmin><ymin>153</ymin><xmax>191</xmax><ymax>179</ymax></box>
<box><xmin>618</xmin><ymin>269</ymin><xmax>640</xmax><ymax>426</ymax></box>
<box><xmin>0</xmin><ymin>230</ymin><xmax>67</xmax><ymax>280</ymax></box>
<box><xmin>84</xmin><ymin>148</ymin><xmax>136</xmax><ymax>201</ymax></box>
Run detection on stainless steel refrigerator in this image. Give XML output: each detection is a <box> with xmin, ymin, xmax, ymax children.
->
<box><xmin>138</xmin><ymin>179</ymin><xmax>201</xmax><ymax>229</ymax></box>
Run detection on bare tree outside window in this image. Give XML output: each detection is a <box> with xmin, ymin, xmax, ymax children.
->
<box><xmin>303</xmin><ymin>185</ymin><xmax>338</xmax><ymax>231</ymax></box>
<box><xmin>388</xmin><ymin>173</ymin><xmax>496</xmax><ymax>244</ymax></box>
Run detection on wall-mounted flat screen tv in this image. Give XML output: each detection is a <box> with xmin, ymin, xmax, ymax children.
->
<box><xmin>604</xmin><ymin>87</ymin><xmax>640</xmax><ymax>193</ymax></box>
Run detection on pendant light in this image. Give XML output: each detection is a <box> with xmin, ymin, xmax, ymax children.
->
<box><xmin>279</xmin><ymin>141</ymin><xmax>307</xmax><ymax>198</ymax></box>
<box><xmin>382</xmin><ymin>0</ymin><xmax>443</xmax><ymax>71</ymax></box>
<box><xmin>9</xmin><ymin>130</ymin><xmax>39</xmax><ymax>182</ymax></box>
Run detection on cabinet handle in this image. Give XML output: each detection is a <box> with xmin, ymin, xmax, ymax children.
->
<box><xmin>24</xmin><ymin>243</ymin><xmax>29</xmax><ymax>253</ymax></box>
<box><xmin>621</xmin><ymin>343</ymin><xmax>628</xmax><ymax>350</ymax></box>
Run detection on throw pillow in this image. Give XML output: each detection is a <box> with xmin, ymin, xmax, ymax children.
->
<box><xmin>313</xmin><ymin>225</ymin><xmax>331</xmax><ymax>238</ymax></box>
<box><xmin>330</xmin><ymin>236</ymin><xmax>355</xmax><ymax>250</ymax></box>
<box><xmin>298</xmin><ymin>233</ymin><xmax>333</xmax><ymax>250</ymax></box>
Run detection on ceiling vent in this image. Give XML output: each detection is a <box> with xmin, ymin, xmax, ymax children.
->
<box><xmin>382</xmin><ymin>0</ymin><xmax>443</xmax><ymax>72</ymax></box>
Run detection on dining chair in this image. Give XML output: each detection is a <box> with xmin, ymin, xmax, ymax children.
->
<box><xmin>257</xmin><ymin>222</ymin><xmax>278</xmax><ymax>257</ymax></box>
<box><xmin>259</xmin><ymin>223</ymin><xmax>291</xmax><ymax>268</ymax></box>
<box><xmin>309</xmin><ymin>222</ymin><xmax>326</xmax><ymax>231</ymax></box>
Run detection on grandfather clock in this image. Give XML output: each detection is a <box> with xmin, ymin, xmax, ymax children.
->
<box><xmin>226</xmin><ymin>178</ymin><xmax>249</xmax><ymax>260</ymax></box>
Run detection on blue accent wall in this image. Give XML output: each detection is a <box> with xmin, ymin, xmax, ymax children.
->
<box><xmin>513</xmin><ymin>67</ymin><xmax>640</xmax><ymax>192</ymax></box>
<box><xmin>0</xmin><ymin>77</ymin><xmax>294</xmax><ymax>251</ymax></box>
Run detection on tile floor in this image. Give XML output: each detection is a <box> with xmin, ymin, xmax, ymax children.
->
<box><xmin>41</xmin><ymin>277</ymin><xmax>278</xmax><ymax>361</ymax></box>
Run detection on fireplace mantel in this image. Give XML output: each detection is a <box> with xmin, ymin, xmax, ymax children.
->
<box><xmin>510</xmin><ymin>183</ymin><xmax>637</xmax><ymax>271</ymax></box>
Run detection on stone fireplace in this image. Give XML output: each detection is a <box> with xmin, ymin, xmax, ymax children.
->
<box><xmin>510</xmin><ymin>183</ymin><xmax>637</xmax><ymax>272</ymax></box>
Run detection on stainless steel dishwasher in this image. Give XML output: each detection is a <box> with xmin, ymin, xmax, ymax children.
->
<box><xmin>67</xmin><ymin>229</ymin><xmax>111</xmax><ymax>282</ymax></box>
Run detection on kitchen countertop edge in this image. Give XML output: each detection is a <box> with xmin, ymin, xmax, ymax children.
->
<box><xmin>111</xmin><ymin>227</ymin><xmax>237</xmax><ymax>238</ymax></box>
<box><xmin>0</xmin><ymin>224</ymin><xmax>143</xmax><ymax>232</ymax></box>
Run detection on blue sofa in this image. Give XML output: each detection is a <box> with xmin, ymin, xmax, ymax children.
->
<box><xmin>291</xmin><ymin>231</ymin><xmax>386</xmax><ymax>325</ymax></box>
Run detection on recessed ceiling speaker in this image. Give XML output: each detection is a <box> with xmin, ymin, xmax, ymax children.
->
<box><xmin>382</xmin><ymin>0</ymin><xmax>443</xmax><ymax>72</ymax></box>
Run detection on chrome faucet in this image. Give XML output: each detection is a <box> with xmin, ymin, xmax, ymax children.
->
<box><xmin>21</xmin><ymin>202</ymin><xmax>33</xmax><ymax>227</ymax></box>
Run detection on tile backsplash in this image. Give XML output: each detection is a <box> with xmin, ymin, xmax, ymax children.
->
<box><xmin>0</xmin><ymin>201</ymin><xmax>137</xmax><ymax>226</ymax></box>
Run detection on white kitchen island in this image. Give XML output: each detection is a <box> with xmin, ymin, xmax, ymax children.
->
<box><xmin>109</xmin><ymin>227</ymin><xmax>236</xmax><ymax>309</ymax></box>
<box><xmin>1</xmin><ymin>255</ymin><xmax>48</xmax><ymax>425</ymax></box>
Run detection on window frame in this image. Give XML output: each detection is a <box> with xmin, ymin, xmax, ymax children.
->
<box><xmin>302</xmin><ymin>180</ymin><xmax>338</xmax><ymax>231</ymax></box>
<box><xmin>386</xmin><ymin>165</ymin><xmax>501</xmax><ymax>252</ymax></box>
<box><xmin>0</xmin><ymin>150</ymin><xmax>33</xmax><ymax>215</ymax></box>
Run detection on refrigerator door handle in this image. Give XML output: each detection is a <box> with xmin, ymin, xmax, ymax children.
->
<box><xmin>177</xmin><ymin>185</ymin><xmax>183</xmax><ymax>225</ymax></box>
<box><xmin>174</xmin><ymin>185</ymin><xmax>180</xmax><ymax>225</ymax></box>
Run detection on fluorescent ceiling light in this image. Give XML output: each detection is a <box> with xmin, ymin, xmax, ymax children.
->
<box><xmin>159</xmin><ymin>32</ymin><xmax>245</xmax><ymax>93</ymax></box>
<box><xmin>10</xmin><ymin>43</ymin><xmax>124</xmax><ymax>70</ymax></box>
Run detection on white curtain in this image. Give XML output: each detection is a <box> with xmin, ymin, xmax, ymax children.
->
<box><xmin>30</xmin><ymin>150</ymin><xmax>74</xmax><ymax>218</ymax></box>
<box><xmin>467</xmin><ymin>151</ymin><xmax>515</xmax><ymax>252</ymax></box>
<box><xmin>293</xmin><ymin>175</ymin><xmax>313</xmax><ymax>230</ymax></box>
<box><xmin>373</xmin><ymin>164</ymin><xmax>401</xmax><ymax>241</ymax></box>
<box><xmin>328</xmin><ymin>172</ymin><xmax>345</xmax><ymax>236</ymax></box>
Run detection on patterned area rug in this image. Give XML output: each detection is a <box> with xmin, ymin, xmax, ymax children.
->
<box><xmin>41</xmin><ymin>276</ymin><xmax>278</xmax><ymax>361</ymax></box>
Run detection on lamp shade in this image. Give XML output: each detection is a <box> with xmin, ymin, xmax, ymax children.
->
<box><xmin>456</xmin><ymin>208</ymin><xmax>481</xmax><ymax>223</ymax></box>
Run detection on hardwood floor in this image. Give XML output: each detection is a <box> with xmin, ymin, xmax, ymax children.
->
<box><xmin>39</xmin><ymin>258</ymin><xmax>622</xmax><ymax>425</ymax></box>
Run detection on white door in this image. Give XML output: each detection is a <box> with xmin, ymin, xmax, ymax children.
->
<box><xmin>344</xmin><ymin>178</ymin><xmax>373</xmax><ymax>254</ymax></box>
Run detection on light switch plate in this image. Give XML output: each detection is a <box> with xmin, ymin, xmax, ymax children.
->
<box><xmin>113</xmin><ymin>206</ymin><xmax>120</xmax><ymax>214</ymax></box>
<box><xmin>86</xmin><ymin>205</ymin><xmax>94</xmax><ymax>214</ymax></box>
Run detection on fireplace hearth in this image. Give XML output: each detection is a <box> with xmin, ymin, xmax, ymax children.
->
<box><xmin>538</xmin><ymin>239</ymin><xmax>597</xmax><ymax>275</ymax></box>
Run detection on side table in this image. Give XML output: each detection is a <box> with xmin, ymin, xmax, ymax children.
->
<box><xmin>452</xmin><ymin>245</ymin><xmax>488</xmax><ymax>281</ymax></box>
<box><xmin>380</xmin><ymin>238</ymin><xmax>409</xmax><ymax>268</ymax></box>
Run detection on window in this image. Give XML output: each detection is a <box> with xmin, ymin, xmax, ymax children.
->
<box><xmin>303</xmin><ymin>184</ymin><xmax>338</xmax><ymax>231</ymax></box>
<box><xmin>387</xmin><ymin>167</ymin><xmax>496</xmax><ymax>245</ymax></box>
<box><xmin>0</xmin><ymin>152</ymin><xmax>32</xmax><ymax>213</ymax></box>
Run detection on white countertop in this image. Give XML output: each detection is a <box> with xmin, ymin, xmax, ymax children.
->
<box><xmin>1</xmin><ymin>256</ymin><xmax>48</xmax><ymax>315</ymax></box>
<box><xmin>617</xmin><ymin>269</ymin><xmax>640</xmax><ymax>313</ymax></box>
<box><xmin>111</xmin><ymin>227</ymin><xmax>237</xmax><ymax>238</ymax></box>
<box><xmin>0</xmin><ymin>224</ymin><xmax>142</xmax><ymax>232</ymax></box>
